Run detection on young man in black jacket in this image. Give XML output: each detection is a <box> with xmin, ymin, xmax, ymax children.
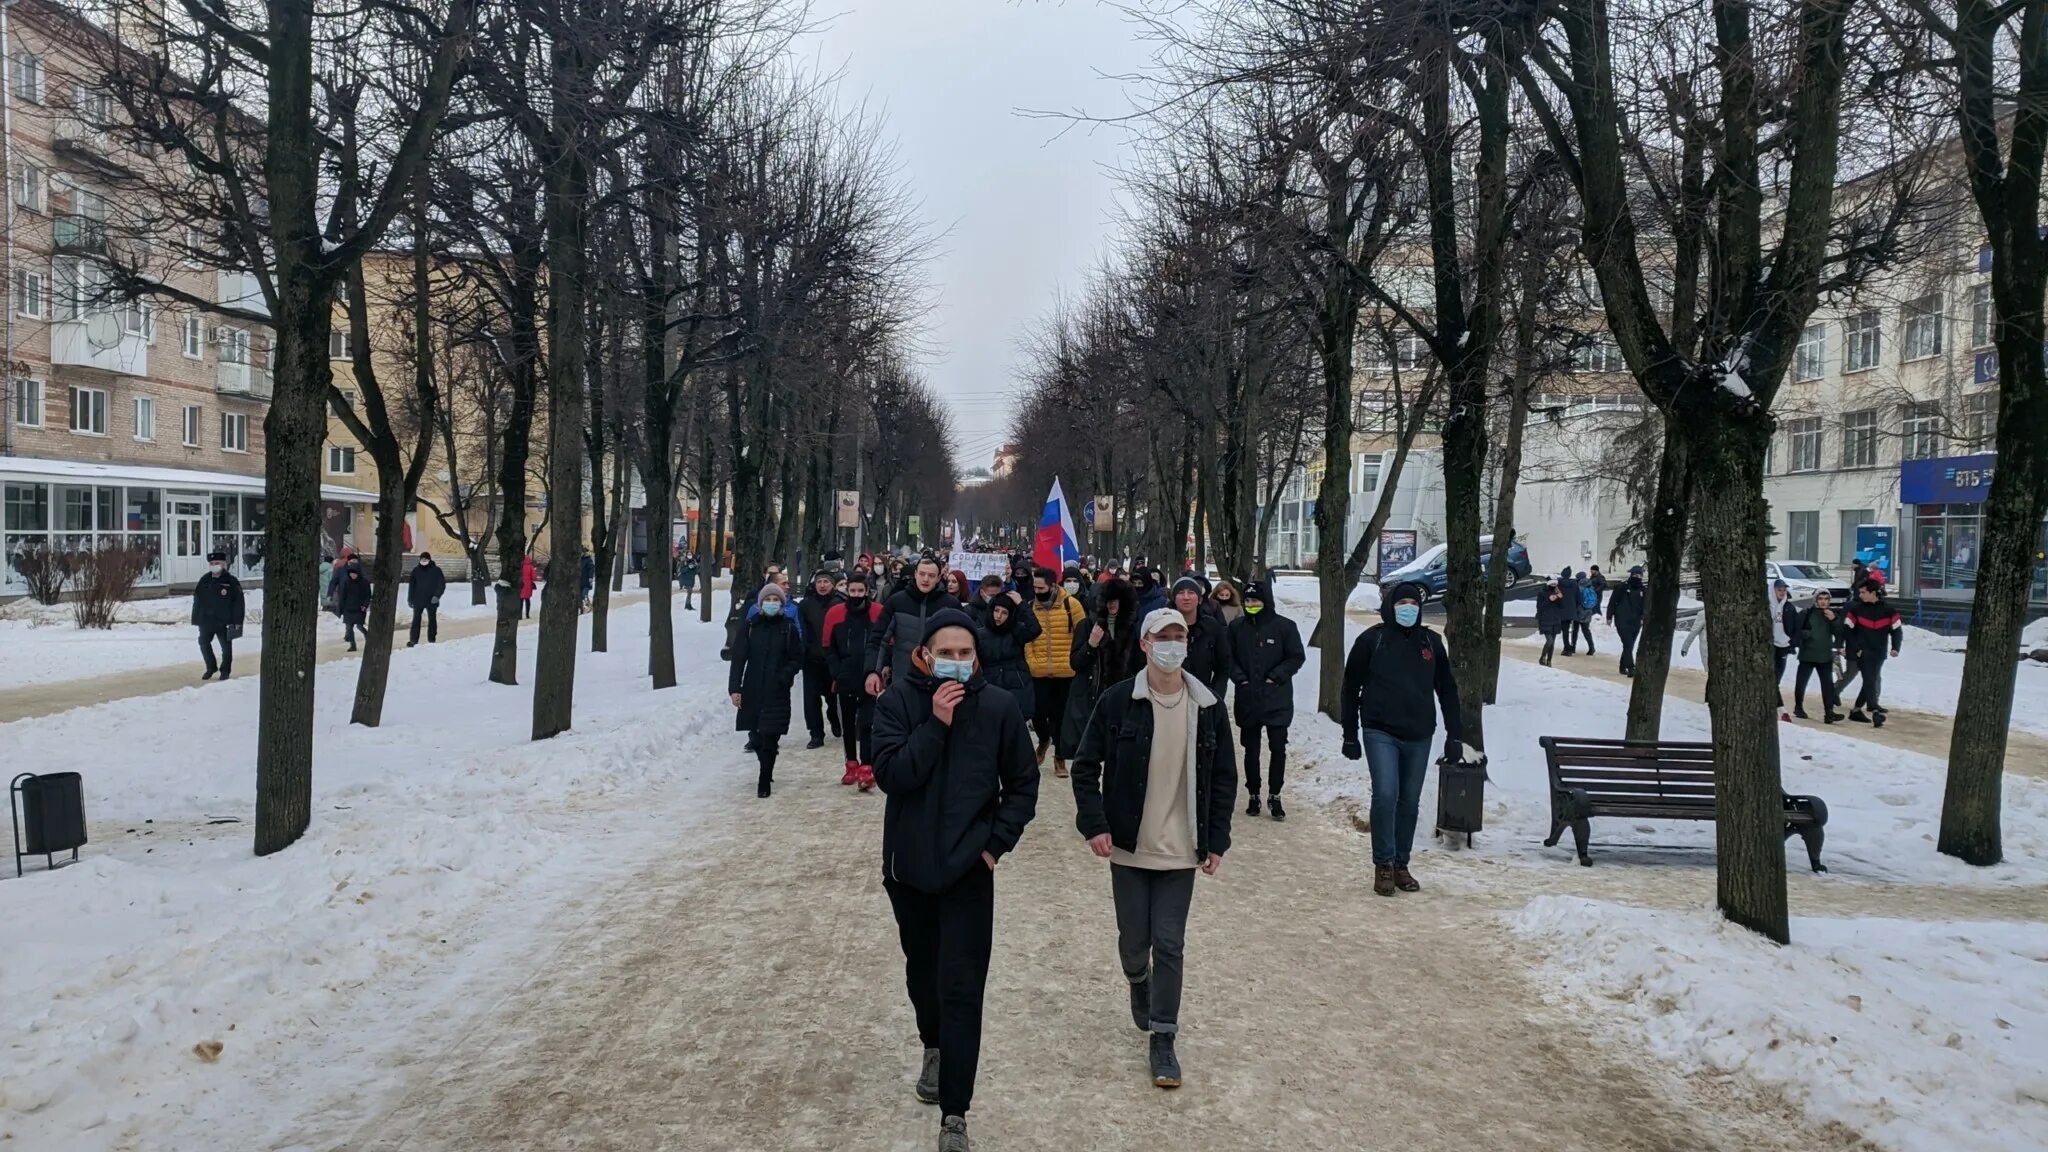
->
<box><xmin>1604</xmin><ymin>566</ymin><xmax>1648</xmax><ymax>676</ymax></box>
<box><xmin>406</xmin><ymin>551</ymin><xmax>447</xmax><ymax>647</ymax></box>
<box><xmin>868</xmin><ymin>557</ymin><xmax>963</xmax><ymax>695</ymax></box>
<box><xmin>871</xmin><ymin>610</ymin><xmax>1040</xmax><ymax>1152</ymax></box>
<box><xmin>1845</xmin><ymin>579</ymin><xmax>1903</xmax><ymax>727</ymax></box>
<box><xmin>1340</xmin><ymin>581</ymin><xmax>1471</xmax><ymax>896</ymax></box>
<box><xmin>1072</xmin><ymin>607</ymin><xmax>1236</xmax><ymax>1092</ymax></box>
<box><xmin>192</xmin><ymin>551</ymin><xmax>245</xmax><ymax>680</ymax></box>
<box><xmin>1225</xmin><ymin>580</ymin><xmax>1304</xmax><ymax>820</ymax></box>
<box><xmin>798</xmin><ymin>569</ymin><xmax>843</xmax><ymax>749</ymax></box>
<box><xmin>1168</xmin><ymin>575</ymin><xmax>1231</xmax><ymax>698</ymax></box>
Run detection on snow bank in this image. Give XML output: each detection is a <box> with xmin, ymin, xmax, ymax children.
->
<box><xmin>0</xmin><ymin>600</ymin><xmax>731</xmax><ymax>1151</ymax></box>
<box><xmin>1512</xmin><ymin>897</ymin><xmax>2048</xmax><ymax>1152</ymax></box>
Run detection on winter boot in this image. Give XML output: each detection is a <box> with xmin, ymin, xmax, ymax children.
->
<box><xmin>1034</xmin><ymin>735</ymin><xmax>1051</xmax><ymax>766</ymax></box>
<box><xmin>1053</xmin><ymin>758</ymin><xmax>1069</xmax><ymax>780</ymax></box>
<box><xmin>1374</xmin><ymin>865</ymin><xmax>1397</xmax><ymax>897</ymax></box>
<box><xmin>1848</xmin><ymin>709</ymin><xmax>1870</xmax><ymax>723</ymax></box>
<box><xmin>806</xmin><ymin>733</ymin><xmax>826</xmax><ymax>750</ymax></box>
<box><xmin>1825</xmin><ymin>711</ymin><xmax>1845</xmax><ymax>724</ymax></box>
<box><xmin>202</xmin><ymin>669</ymin><xmax>217</xmax><ymax>681</ymax></box>
<box><xmin>1148</xmin><ymin>1033</ymin><xmax>1182</xmax><ymax>1089</ymax></box>
<box><xmin>938</xmin><ymin>1114</ymin><xmax>971</xmax><ymax>1152</ymax></box>
<box><xmin>857</xmin><ymin>764</ymin><xmax>876</xmax><ymax>792</ymax></box>
<box><xmin>1794</xmin><ymin>707</ymin><xmax>1810</xmax><ymax>719</ymax></box>
<box><xmin>1246</xmin><ymin>794</ymin><xmax>1261</xmax><ymax>817</ymax></box>
<box><xmin>1269</xmin><ymin>795</ymin><xmax>1286</xmax><ymax>822</ymax></box>
<box><xmin>1393</xmin><ymin>866</ymin><xmax>1421</xmax><ymax>893</ymax></box>
<box><xmin>842</xmin><ymin>760</ymin><xmax>859</xmax><ymax>786</ymax></box>
<box><xmin>1871</xmin><ymin>708</ymin><xmax>1887</xmax><ymax>729</ymax></box>
<box><xmin>915</xmin><ymin>1048</ymin><xmax>941</xmax><ymax>1104</ymax></box>
<box><xmin>1129</xmin><ymin>977</ymin><xmax>1151</xmax><ymax>1032</ymax></box>
<box><xmin>756</xmin><ymin>750</ymin><xmax>776</xmax><ymax>799</ymax></box>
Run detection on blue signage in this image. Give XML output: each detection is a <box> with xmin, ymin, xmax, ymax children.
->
<box><xmin>1976</xmin><ymin>350</ymin><xmax>1999</xmax><ymax>384</ymax></box>
<box><xmin>1900</xmin><ymin>453</ymin><xmax>1998</xmax><ymax>505</ymax></box>
<box><xmin>1855</xmin><ymin>525</ymin><xmax>1894</xmax><ymax>583</ymax></box>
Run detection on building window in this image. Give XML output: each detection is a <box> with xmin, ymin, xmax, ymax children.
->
<box><xmin>69</xmin><ymin>385</ymin><xmax>108</xmax><ymax>435</ymax></box>
<box><xmin>12</xmin><ymin>51</ymin><xmax>43</xmax><ymax>104</ymax></box>
<box><xmin>327</xmin><ymin>445</ymin><xmax>357</xmax><ymax>475</ymax></box>
<box><xmin>13</xmin><ymin>162</ymin><xmax>41</xmax><ymax>213</ymax></box>
<box><xmin>1787</xmin><ymin>511</ymin><xmax>1820</xmax><ymax>563</ymax></box>
<box><xmin>220</xmin><ymin>327</ymin><xmax>250</xmax><ymax>365</ymax></box>
<box><xmin>1573</xmin><ymin>336</ymin><xmax>1625</xmax><ymax>374</ymax></box>
<box><xmin>1963</xmin><ymin>391</ymin><xmax>1996</xmax><ymax>449</ymax></box>
<box><xmin>12</xmin><ymin>378</ymin><xmax>42</xmax><ymax>427</ymax></box>
<box><xmin>1786</xmin><ymin>417</ymin><xmax>1823</xmax><ymax>472</ymax></box>
<box><xmin>1356</xmin><ymin>452</ymin><xmax>1383</xmax><ymax>493</ymax></box>
<box><xmin>12</xmin><ymin>266</ymin><xmax>45</xmax><ymax>319</ymax></box>
<box><xmin>220</xmin><ymin>411</ymin><xmax>248</xmax><ymax>453</ymax></box>
<box><xmin>182</xmin><ymin>404</ymin><xmax>201</xmax><ymax>447</ymax></box>
<box><xmin>133</xmin><ymin>396</ymin><xmax>154</xmax><ymax>442</ymax></box>
<box><xmin>1840</xmin><ymin>408</ymin><xmax>1879</xmax><ymax>468</ymax></box>
<box><xmin>1901</xmin><ymin>400</ymin><xmax>1943</xmax><ymax>461</ymax></box>
<box><xmin>1901</xmin><ymin>294</ymin><xmax>1944</xmax><ymax>362</ymax></box>
<box><xmin>1844</xmin><ymin>309</ymin><xmax>1881</xmax><ymax>372</ymax></box>
<box><xmin>329</xmin><ymin>330</ymin><xmax>354</xmax><ymax>360</ymax></box>
<box><xmin>1793</xmin><ymin>323</ymin><xmax>1826</xmax><ymax>382</ymax></box>
<box><xmin>1839</xmin><ymin>510</ymin><xmax>1875</xmax><ymax>566</ymax></box>
<box><xmin>1970</xmin><ymin>282</ymin><xmax>1995</xmax><ymax>348</ymax></box>
<box><xmin>182</xmin><ymin>314</ymin><xmax>202</xmax><ymax>358</ymax></box>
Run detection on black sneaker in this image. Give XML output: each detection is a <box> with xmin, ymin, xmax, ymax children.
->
<box><xmin>939</xmin><ymin>1114</ymin><xmax>970</xmax><ymax>1152</ymax></box>
<box><xmin>1794</xmin><ymin>708</ymin><xmax>1810</xmax><ymax>719</ymax></box>
<box><xmin>406</xmin><ymin>640</ymin><xmax>418</xmax><ymax>649</ymax></box>
<box><xmin>1129</xmin><ymin>978</ymin><xmax>1151</xmax><ymax>1032</ymax></box>
<box><xmin>1848</xmin><ymin>710</ymin><xmax>1870</xmax><ymax>723</ymax></box>
<box><xmin>1825</xmin><ymin>712</ymin><xmax>1845</xmax><ymax>724</ymax></box>
<box><xmin>1246</xmin><ymin>795</ymin><xmax>1261</xmax><ymax>817</ymax></box>
<box><xmin>915</xmin><ymin>1048</ymin><xmax>940</xmax><ymax>1104</ymax></box>
<box><xmin>202</xmin><ymin>669</ymin><xmax>217</xmax><ymax>681</ymax></box>
<box><xmin>1872</xmin><ymin>709</ymin><xmax>1887</xmax><ymax>729</ymax></box>
<box><xmin>1149</xmin><ymin>1033</ymin><xmax>1182</xmax><ymax>1088</ymax></box>
<box><xmin>805</xmin><ymin>734</ymin><xmax>825</xmax><ymax>750</ymax></box>
<box><xmin>1268</xmin><ymin>795</ymin><xmax>1286</xmax><ymax>822</ymax></box>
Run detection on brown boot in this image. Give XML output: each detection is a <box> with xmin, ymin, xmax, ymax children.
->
<box><xmin>1393</xmin><ymin>866</ymin><xmax>1420</xmax><ymax>893</ymax></box>
<box><xmin>1373</xmin><ymin>865</ymin><xmax>1396</xmax><ymax>897</ymax></box>
<box><xmin>1054</xmin><ymin>758</ymin><xmax>1069</xmax><ymax>779</ymax></box>
<box><xmin>1034</xmin><ymin>736</ymin><xmax>1051</xmax><ymax>766</ymax></box>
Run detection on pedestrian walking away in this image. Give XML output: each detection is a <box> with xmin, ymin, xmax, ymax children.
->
<box><xmin>1340</xmin><ymin>581</ymin><xmax>1473</xmax><ymax>897</ymax></box>
<box><xmin>870</xmin><ymin>609</ymin><xmax>1040</xmax><ymax>1152</ymax></box>
<box><xmin>1769</xmin><ymin>579</ymin><xmax>1798</xmax><ymax>716</ymax></box>
<box><xmin>798</xmin><ymin>569</ymin><xmax>844</xmax><ymax>749</ymax></box>
<box><xmin>520</xmin><ymin>553</ymin><xmax>537</xmax><ymax>619</ymax></box>
<box><xmin>1535</xmin><ymin>578</ymin><xmax>1573</xmax><ymax>667</ymax></box>
<box><xmin>1225</xmin><ymin>580</ymin><xmax>1304</xmax><ymax>820</ymax></box>
<box><xmin>1571</xmin><ymin>569</ymin><xmax>1600</xmax><ymax>655</ymax></box>
<box><xmin>1025</xmin><ymin>566</ymin><xmax>1085</xmax><ymax>778</ymax></box>
<box><xmin>407</xmin><ymin>551</ymin><xmax>447</xmax><ymax>647</ymax></box>
<box><xmin>1057</xmin><ymin>577</ymin><xmax>1143</xmax><ymax>767</ymax></box>
<box><xmin>1604</xmin><ymin>566</ymin><xmax>1647</xmax><ymax>676</ymax></box>
<box><xmin>1072</xmin><ymin>606</ymin><xmax>1235</xmax><ymax>1091</ymax></box>
<box><xmin>824</xmin><ymin>571</ymin><xmax>885</xmax><ymax>789</ymax></box>
<box><xmin>192</xmin><ymin>551</ymin><xmax>246</xmax><ymax>681</ymax></box>
<box><xmin>1586</xmin><ymin>565</ymin><xmax>1608</xmax><ymax>616</ymax></box>
<box><xmin>1844</xmin><ymin>579</ymin><xmax>1902</xmax><ymax>727</ymax></box>
<box><xmin>1555</xmin><ymin>567</ymin><xmax>1581</xmax><ymax>655</ymax></box>
<box><xmin>1792</xmin><ymin>589</ymin><xmax>1848</xmax><ymax>723</ymax></box>
<box><xmin>729</xmin><ymin>582</ymin><xmax>804</xmax><ymax>797</ymax></box>
<box><xmin>337</xmin><ymin>557</ymin><xmax>373</xmax><ymax>652</ymax></box>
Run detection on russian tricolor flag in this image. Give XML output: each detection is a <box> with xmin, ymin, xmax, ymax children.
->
<box><xmin>1033</xmin><ymin>477</ymin><xmax>1081</xmax><ymax>570</ymax></box>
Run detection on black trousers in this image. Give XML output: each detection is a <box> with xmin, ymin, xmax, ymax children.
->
<box><xmin>1572</xmin><ymin>619</ymin><xmax>1596</xmax><ymax>653</ymax></box>
<box><xmin>198</xmin><ymin>626</ymin><xmax>234</xmax><ymax>675</ymax></box>
<box><xmin>1854</xmin><ymin>656</ymin><xmax>1886</xmax><ymax>712</ymax></box>
<box><xmin>754</xmin><ymin>735</ymin><xmax>779</xmax><ymax>789</ymax></box>
<box><xmin>885</xmin><ymin>866</ymin><xmax>995</xmax><ymax>1117</ymax></box>
<box><xmin>1616</xmin><ymin>623</ymin><xmax>1640</xmax><ymax>674</ymax></box>
<box><xmin>1030</xmin><ymin>676</ymin><xmax>1073</xmax><ymax>747</ymax></box>
<box><xmin>803</xmin><ymin>657</ymin><xmax>834</xmax><ymax>738</ymax></box>
<box><xmin>1240</xmin><ymin>724</ymin><xmax>1288</xmax><ymax>796</ymax></box>
<box><xmin>409</xmin><ymin>604</ymin><xmax>438</xmax><ymax>644</ymax></box>
<box><xmin>1795</xmin><ymin>660</ymin><xmax>1838</xmax><ymax>714</ymax></box>
<box><xmin>836</xmin><ymin>692</ymin><xmax>872</xmax><ymax>763</ymax></box>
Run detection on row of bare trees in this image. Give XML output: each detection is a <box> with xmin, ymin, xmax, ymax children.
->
<box><xmin>72</xmin><ymin>0</ymin><xmax>947</xmax><ymax>856</ymax></box>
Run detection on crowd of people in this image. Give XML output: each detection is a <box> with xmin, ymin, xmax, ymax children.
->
<box><xmin>723</xmin><ymin>549</ymin><xmax>1472</xmax><ymax>1152</ymax></box>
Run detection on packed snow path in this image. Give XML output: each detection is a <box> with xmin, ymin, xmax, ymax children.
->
<box><xmin>341</xmin><ymin>745</ymin><xmax>1846</xmax><ymax>1152</ymax></box>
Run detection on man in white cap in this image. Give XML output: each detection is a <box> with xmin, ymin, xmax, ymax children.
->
<box><xmin>1071</xmin><ymin>606</ymin><xmax>1236</xmax><ymax>1091</ymax></box>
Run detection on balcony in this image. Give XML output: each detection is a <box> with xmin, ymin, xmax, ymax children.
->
<box><xmin>51</xmin><ymin>311</ymin><xmax>147</xmax><ymax>376</ymax></box>
<box><xmin>216</xmin><ymin>359</ymin><xmax>273</xmax><ymax>400</ymax></box>
<box><xmin>53</xmin><ymin>213</ymin><xmax>108</xmax><ymax>256</ymax></box>
<box><xmin>51</xmin><ymin>115</ymin><xmax>130</xmax><ymax>175</ymax></box>
<box><xmin>216</xmin><ymin>270</ymin><xmax>269</xmax><ymax>319</ymax></box>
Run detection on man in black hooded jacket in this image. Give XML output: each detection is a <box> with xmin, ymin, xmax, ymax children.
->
<box><xmin>871</xmin><ymin>609</ymin><xmax>1040</xmax><ymax>1152</ymax></box>
<box><xmin>867</xmin><ymin>556</ymin><xmax>964</xmax><ymax>695</ymax></box>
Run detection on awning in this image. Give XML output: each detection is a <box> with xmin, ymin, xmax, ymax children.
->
<box><xmin>0</xmin><ymin>454</ymin><xmax>378</xmax><ymax>504</ymax></box>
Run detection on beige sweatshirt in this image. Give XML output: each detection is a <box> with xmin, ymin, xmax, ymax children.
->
<box><xmin>1112</xmin><ymin>677</ymin><xmax>1200</xmax><ymax>871</ymax></box>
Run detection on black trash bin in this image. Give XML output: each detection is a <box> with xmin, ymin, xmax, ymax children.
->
<box><xmin>12</xmin><ymin>772</ymin><xmax>86</xmax><ymax>876</ymax></box>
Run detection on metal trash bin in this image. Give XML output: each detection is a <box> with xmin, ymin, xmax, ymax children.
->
<box><xmin>11</xmin><ymin>772</ymin><xmax>86</xmax><ymax>876</ymax></box>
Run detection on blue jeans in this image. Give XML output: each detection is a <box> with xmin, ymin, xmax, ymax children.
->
<box><xmin>1362</xmin><ymin>729</ymin><xmax>1432</xmax><ymax>867</ymax></box>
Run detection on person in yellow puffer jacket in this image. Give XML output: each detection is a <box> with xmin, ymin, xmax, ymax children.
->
<box><xmin>1025</xmin><ymin>564</ymin><xmax>1087</xmax><ymax>777</ymax></box>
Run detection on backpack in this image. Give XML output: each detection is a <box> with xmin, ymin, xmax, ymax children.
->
<box><xmin>1579</xmin><ymin>584</ymin><xmax>1598</xmax><ymax>611</ymax></box>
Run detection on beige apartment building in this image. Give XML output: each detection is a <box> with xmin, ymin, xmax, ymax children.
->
<box><xmin>0</xmin><ymin>0</ymin><xmax>372</xmax><ymax>597</ymax></box>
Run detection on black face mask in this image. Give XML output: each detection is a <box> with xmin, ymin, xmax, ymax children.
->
<box><xmin>1036</xmin><ymin>590</ymin><xmax>1052</xmax><ymax>603</ymax></box>
<box><xmin>847</xmin><ymin>594</ymin><xmax>868</xmax><ymax>607</ymax></box>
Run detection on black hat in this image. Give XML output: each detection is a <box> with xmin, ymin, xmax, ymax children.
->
<box><xmin>922</xmin><ymin>607</ymin><xmax>978</xmax><ymax>641</ymax></box>
<box><xmin>1242</xmin><ymin>579</ymin><xmax>1270</xmax><ymax>603</ymax></box>
<box><xmin>206</xmin><ymin>550</ymin><xmax>227</xmax><ymax>563</ymax></box>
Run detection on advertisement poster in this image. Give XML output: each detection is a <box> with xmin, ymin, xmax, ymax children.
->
<box><xmin>1854</xmin><ymin>525</ymin><xmax>1894</xmax><ymax>583</ymax></box>
<box><xmin>834</xmin><ymin>490</ymin><xmax>860</xmax><ymax>528</ymax></box>
<box><xmin>1916</xmin><ymin>525</ymin><xmax>1945</xmax><ymax>592</ymax></box>
<box><xmin>1378</xmin><ymin>530</ymin><xmax>1418</xmax><ymax>575</ymax></box>
<box><xmin>1093</xmin><ymin>495</ymin><xmax>1115</xmax><ymax>530</ymax></box>
<box><xmin>906</xmin><ymin>515</ymin><xmax>922</xmax><ymax>539</ymax></box>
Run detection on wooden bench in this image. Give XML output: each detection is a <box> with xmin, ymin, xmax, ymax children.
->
<box><xmin>1538</xmin><ymin>737</ymin><xmax>1828</xmax><ymax>872</ymax></box>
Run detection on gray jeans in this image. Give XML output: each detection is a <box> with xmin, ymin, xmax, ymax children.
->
<box><xmin>1111</xmin><ymin>863</ymin><xmax>1197</xmax><ymax>1035</ymax></box>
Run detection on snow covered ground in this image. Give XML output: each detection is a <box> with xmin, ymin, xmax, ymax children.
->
<box><xmin>0</xmin><ymin>600</ymin><xmax>734</xmax><ymax>1151</ymax></box>
<box><xmin>1512</xmin><ymin>898</ymin><xmax>2048</xmax><ymax>1152</ymax></box>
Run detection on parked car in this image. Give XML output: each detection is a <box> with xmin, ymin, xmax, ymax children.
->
<box><xmin>1380</xmin><ymin>535</ymin><xmax>1533</xmax><ymax>602</ymax></box>
<box><xmin>1765</xmin><ymin>560</ymin><xmax>1852</xmax><ymax>608</ymax></box>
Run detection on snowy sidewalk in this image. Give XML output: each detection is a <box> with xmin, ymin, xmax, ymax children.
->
<box><xmin>338</xmin><ymin>745</ymin><xmax>1847</xmax><ymax>1152</ymax></box>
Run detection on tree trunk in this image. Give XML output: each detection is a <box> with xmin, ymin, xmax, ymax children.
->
<box><xmin>1626</xmin><ymin>423</ymin><xmax>1693</xmax><ymax>741</ymax></box>
<box><xmin>532</xmin><ymin>143</ymin><xmax>590</xmax><ymax>740</ymax></box>
<box><xmin>1482</xmin><ymin>374</ymin><xmax>1532</xmax><ymax>706</ymax></box>
<box><xmin>349</xmin><ymin>471</ymin><xmax>411</xmax><ymax>727</ymax></box>
<box><xmin>1685</xmin><ymin>413</ymin><xmax>1788</xmax><ymax>945</ymax></box>
<box><xmin>591</xmin><ymin>449</ymin><xmax>627</xmax><ymax>653</ymax></box>
<box><xmin>1439</xmin><ymin>356</ymin><xmax>1490</xmax><ymax>748</ymax></box>
<box><xmin>489</xmin><ymin>340</ymin><xmax>538</xmax><ymax>686</ymax></box>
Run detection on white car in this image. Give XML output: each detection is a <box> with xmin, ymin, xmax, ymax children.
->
<box><xmin>1766</xmin><ymin>560</ymin><xmax>1852</xmax><ymax>608</ymax></box>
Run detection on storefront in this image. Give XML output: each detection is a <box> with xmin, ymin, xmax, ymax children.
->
<box><xmin>1899</xmin><ymin>453</ymin><xmax>2048</xmax><ymax>603</ymax></box>
<box><xmin>2</xmin><ymin>457</ymin><xmax>375</xmax><ymax>596</ymax></box>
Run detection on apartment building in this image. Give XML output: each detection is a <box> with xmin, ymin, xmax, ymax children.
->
<box><xmin>0</xmin><ymin>1</ymin><xmax>372</xmax><ymax>597</ymax></box>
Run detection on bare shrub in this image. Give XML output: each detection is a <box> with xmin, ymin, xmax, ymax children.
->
<box><xmin>70</xmin><ymin>542</ymin><xmax>152</xmax><ymax>629</ymax></box>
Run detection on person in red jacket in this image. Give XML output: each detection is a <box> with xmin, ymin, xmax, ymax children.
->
<box><xmin>822</xmin><ymin>570</ymin><xmax>885</xmax><ymax>789</ymax></box>
<box><xmin>519</xmin><ymin>553</ymin><xmax>538</xmax><ymax>619</ymax></box>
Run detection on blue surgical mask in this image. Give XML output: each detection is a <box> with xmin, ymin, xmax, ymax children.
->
<box><xmin>760</xmin><ymin>600</ymin><xmax>784</xmax><ymax>616</ymax></box>
<box><xmin>932</xmin><ymin>657</ymin><xmax>974</xmax><ymax>683</ymax></box>
<box><xmin>1394</xmin><ymin>603</ymin><xmax>1421</xmax><ymax>627</ymax></box>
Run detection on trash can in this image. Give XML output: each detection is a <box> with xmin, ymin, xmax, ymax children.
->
<box><xmin>12</xmin><ymin>772</ymin><xmax>86</xmax><ymax>876</ymax></box>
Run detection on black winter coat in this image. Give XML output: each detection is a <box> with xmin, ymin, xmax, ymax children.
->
<box><xmin>1226</xmin><ymin>608</ymin><xmax>1304</xmax><ymax>729</ymax></box>
<box><xmin>1535</xmin><ymin>591</ymin><xmax>1575</xmax><ymax>636</ymax></box>
<box><xmin>1059</xmin><ymin>615</ymin><xmax>1145</xmax><ymax>758</ymax></box>
<box><xmin>798</xmin><ymin>589</ymin><xmax>841</xmax><ymax>663</ymax></box>
<box><xmin>407</xmin><ymin>561</ymin><xmax>447</xmax><ymax>609</ymax></box>
<box><xmin>1845</xmin><ymin>597</ymin><xmax>1903</xmax><ymax>663</ymax></box>
<box><xmin>824</xmin><ymin>599</ymin><xmax>882</xmax><ymax>692</ymax></box>
<box><xmin>1794</xmin><ymin>604</ymin><xmax>1849</xmax><ymax>664</ymax></box>
<box><xmin>1181</xmin><ymin>605</ymin><xmax>1232</xmax><ymax>697</ymax></box>
<box><xmin>1341</xmin><ymin>604</ymin><xmax>1464</xmax><ymax>745</ymax></box>
<box><xmin>868</xmin><ymin>584</ymin><xmax>964</xmax><ymax>683</ymax></box>
<box><xmin>192</xmin><ymin>571</ymin><xmax>246</xmax><ymax>633</ymax></box>
<box><xmin>1605</xmin><ymin>580</ymin><xmax>1646</xmax><ymax>632</ymax></box>
<box><xmin>871</xmin><ymin>669</ymin><xmax>1040</xmax><ymax>893</ymax></box>
<box><xmin>729</xmin><ymin>611</ymin><xmax>804</xmax><ymax>736</ymax></box>
<box><xmin>974</xmin><ymin>598</ymin><xmax>1042</xmax><ymax>719</ymax></box>
<box><xmin>1071</xmin><ymin>676</ymin><xmax>1236</xmax><ymax>862</ymax></box>
<box><xmin>336</xmin><ymin>567</ymin><xmax>373</xmax><ymax>623</ymax></box>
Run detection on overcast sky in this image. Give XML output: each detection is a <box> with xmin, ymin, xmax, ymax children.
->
<box><xmin>805</xmin><ymin>1</ymin><xmax>1154</xmax><ymax>475</ymax></box>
